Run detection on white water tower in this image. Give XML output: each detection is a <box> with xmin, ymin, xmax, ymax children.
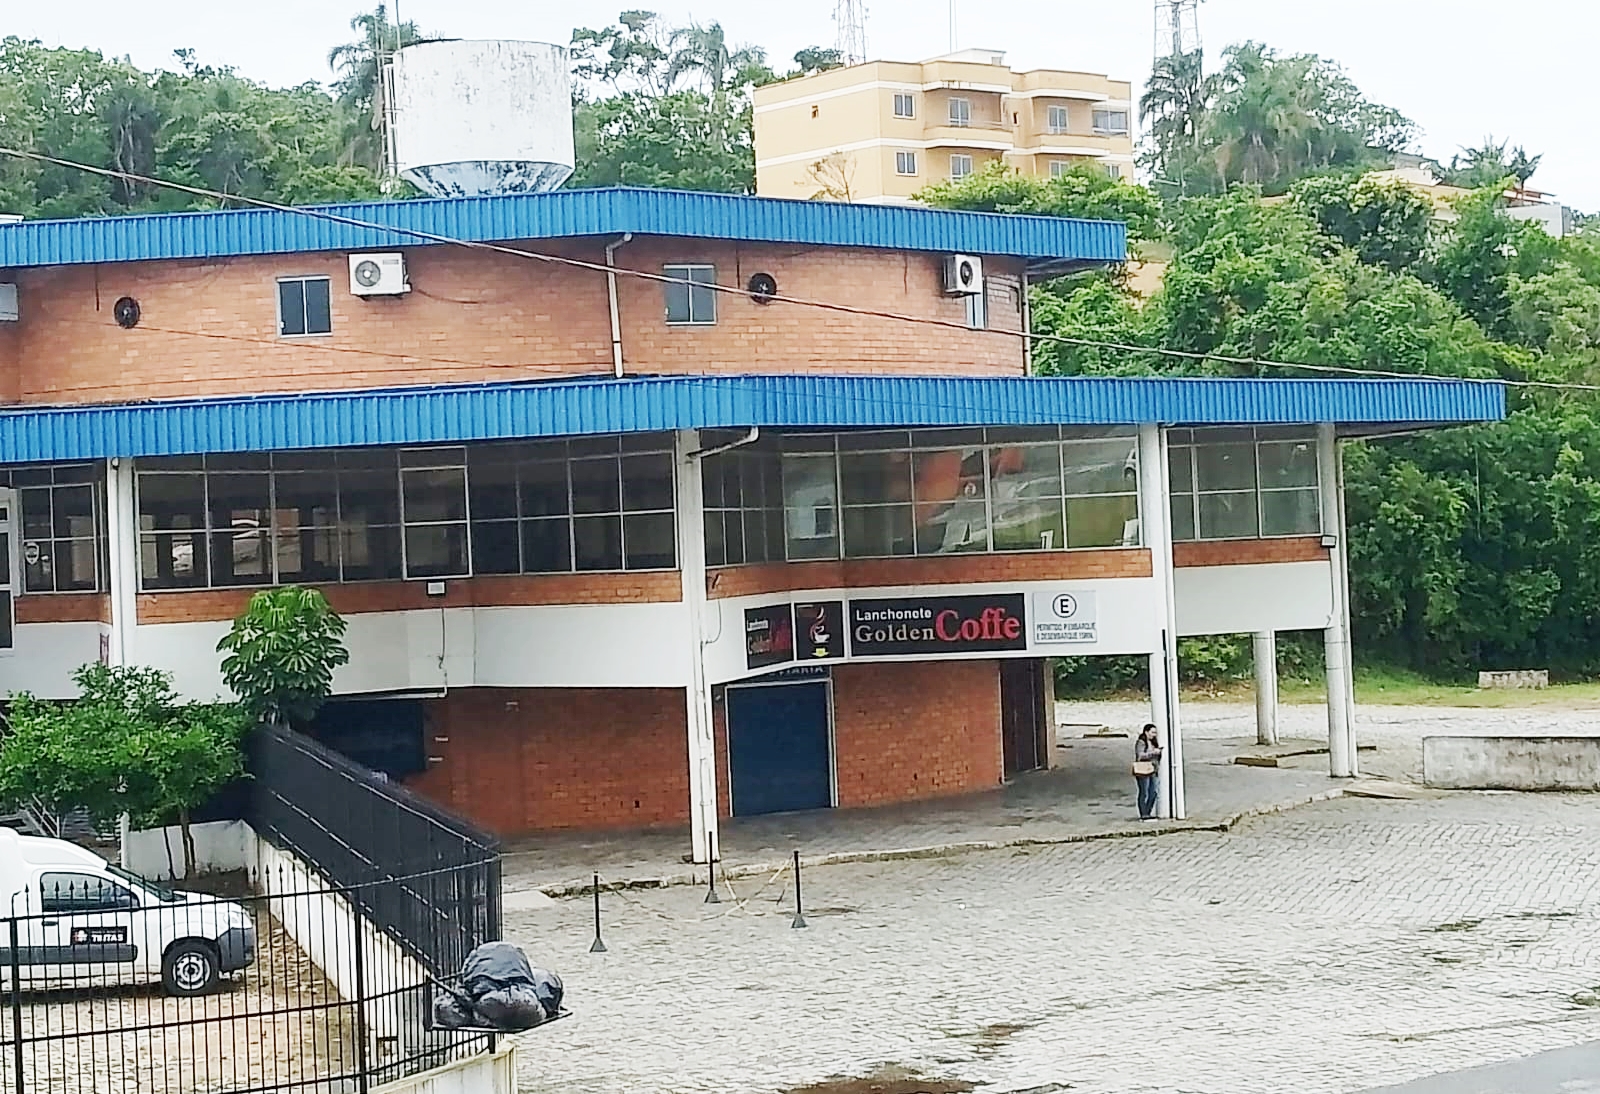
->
<box><xmin>388</xmin><ymin>39</ymin><xmax>575</xmax><ymax>196</ymax></box>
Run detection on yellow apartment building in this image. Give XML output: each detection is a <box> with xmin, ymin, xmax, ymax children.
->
<box><xmin>753</xmin><ymin>49</ymin><xmax>1135</xmax><ymax>203</ymax></box>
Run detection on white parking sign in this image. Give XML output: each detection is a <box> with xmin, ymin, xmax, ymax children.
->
<box><xmin>1032</xmin><ymin>590</ymin><xmax>1098</xmax><ymax>645</ymax></box>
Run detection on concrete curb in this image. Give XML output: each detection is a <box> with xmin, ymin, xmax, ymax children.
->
<box><xmin>529</xmin><ymin>786</ymin><xmax>1350</xmax><ymax>899</ymax></box>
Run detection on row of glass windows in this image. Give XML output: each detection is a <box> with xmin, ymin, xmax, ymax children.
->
<box><xmin>701</xmin><ymin>427</ymin><xmax>1141</xmax><ymax>567</ymax></box>
<box><xmin>134</xmin><ymin>436</ymin><xmax>677</xmax><ymax>590</ymax></box>
<box><xmin>0</xmin><ymin>428</ymin><xmax>1324</xmax><ymax>593</ymax></box>
<box><xmin>1168</xmin><ymin>428</ymin><xmax>1323</xmax><ymax>540</ymax></box>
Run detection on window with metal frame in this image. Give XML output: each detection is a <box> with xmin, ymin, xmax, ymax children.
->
<box><xmin>1046</xmin><ymin>105</ymin><xmax>1069</xmax><ymax>133</ymax></box>
<box><xmin>3</xmin><ymin>464</ymin><xmax>103</xmax><ymax>593</ymax></box>
<box><xmin>1167</xmin><ymin>427</ymin><xmax>1322</xmax><ymax>541</ymax></box>
<box><xmin>893</xmin><ymin>92</ymin><xmax>915</xmax><ymax>118</ymax></box>
<box><xmin>895</xmin><ymin>150</ymin><xmax>918</xmax><ymax>175</ymax></box>
<box><xmin>948</xmin><ymin>97</ymin><xmax>971</xmax><ymax>126</ymax></box>
<box><xmin>701</xmin><ymin>436</ymin><xmax>785</xmax><ymax>567</ymax></box>
<box><xmin>949</xmin><ymin>154</ymin><xmax>974</xmax><ymax>179</ymax></box>
<box><xmin>1092</xmin><ymin>108</ymin><xmax>1129</xmax><ymax>134</ymax></box>
<box><xmin>663</xmin><ymin>264</ymin><xmax>717</xmax><ymax>325</ymax></box>
<box><xmin>276</xmin><ymin>276</ymin><xmax>332</xmax><ymax>337</ymax></box>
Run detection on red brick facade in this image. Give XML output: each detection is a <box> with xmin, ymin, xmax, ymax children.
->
<box><xmin>1173</xmin><ymin>537</ymin><xmax>1328</xmax><ymax>568</ymax></box>
<box><xmin>3</xmin><ymin>240</ymin><xmax>1025</xmax><ymax>405</ymax></box>
<box><xmin>832</xmin><ymin>660</ymin><xmax>1004</xmax><ymax>808</ymax></box>
<box><xmin>408</xmin><ymin>686</ymin><xmax>691</xmax><ymax>836</ymax></box>
<box><xmin>708</xmin><ymin>549</ymin><xmax>1152</xmax><ymax>599</ymax></box>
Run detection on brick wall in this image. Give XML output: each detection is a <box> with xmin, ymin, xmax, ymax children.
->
<box><xmin>1173</xmin><ymin>537</ymin><xmax>1328</xmax><ymax>568</ymax></box>
<box><xmin>407</xmin><ymin>686</ymin><xmax>690</xmax><ymax>836</ymax></box>
<box><xmin>16</xmin><ymin>593</ymin><xmax>110</xmax><ymax>624</ymax></box>
<box><xmin>136</xmin><ymin>571</ymin><xmax>682</xmax><ymax>624</ymax></box>
<box><xmin>708</xmin><ymin>549</ymin><xmax>1152</xmax><ymax>598</ymax></box>
<box><xmin>6</xmin><ymin>240</ymin><xmax>1026</xmax><ymax>405</ymax></box>
<box><xmin>831</xmin><ymin>659</ymin><xmax>1003</xmax><ymax>808</ymax></box>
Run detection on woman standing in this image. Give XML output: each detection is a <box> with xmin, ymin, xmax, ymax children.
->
<box><xmin>1133</xmin><ymin>723</ymin><xmax>1162</xmax><ymax>820</ymax></box>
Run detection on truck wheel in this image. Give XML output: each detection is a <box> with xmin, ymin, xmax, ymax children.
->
<box><xmin>162</xmin><ymin>941</ymin><xmax>219</xmax><ymax>996</ymax></box>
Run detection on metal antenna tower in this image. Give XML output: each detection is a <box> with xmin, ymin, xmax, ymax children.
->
<box><xmin>1153</xmin><ymin>0</ymin><xmax>1201</xmax><ymax>58</ymax></box>
<box><xmin>834</xmin><ymin>0</ymin><xmax>869</xmax><ymax>65</ymax></box>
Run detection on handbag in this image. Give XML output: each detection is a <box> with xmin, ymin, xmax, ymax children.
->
<box><xmin>1131</xmin><ymin>760</ymin><xmax>1156</xmax><ymax>777</ymax></box>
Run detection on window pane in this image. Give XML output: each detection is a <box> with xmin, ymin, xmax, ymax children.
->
<box><xmin>208</xmin><ymin>473</ymin><xmax>271</xmax><ymax>528</ymax></box>
<box><xmin>1195</xmin><ymin>443</ymin><xmax>1258</xmax><ymax>491</ymax></box>
<box><xmin>743</xmin><ymin>508</ymin><xmax>766</xmax><ymax>561</ymax></box>
<box><xmin>278</xmin><ymin>280</ymin><xmax>306</xmax><ymax>336</ymax></box>
<box><xmin>1261</xmin><ymin>489</ymin><xmax>1322</xmax><ymax>536</ymax></box>
<box><xmin>471</xmin><ymin>520</ymin><xmax>521</xmax><ymax>574</ymax></box>
<box><xmin>839</xmin><ymin>451</ymin><xmax>909</xmax><ymax>506</ymax></box>
<box><xmin>1170</xmin><ymin>494</ymin><xmax>1197</xmax><ymax>542</ymax></box>
<box><xmin>570</xmin><ymin>458</ymin><xmax>621</xmax><ymax>514</ymax></box>
<box><xmin>19</xmin><ymin>488</ymin><xmax>51</xmax><ymax>539</ymax></box>
<box><xmin>405</xmin><ymin>523</ymin><xmax>468</xmax><ymax>578</ymax></box>
<box><xmin>913</xmin><ymin>449</ymin><xmax>987</xmax><ymax>555</ymax></box>
<box><xmin>339</xmin><ymin>469</ymin><xmax>401</xmax><ymax>525</ymax></box>
<box><xmin>522</xmin><ymin>518</ymin><xmax>573</xmax><ymax>573</ymax></box>
<box><xmin>703</xmin><ymin>511</ymin><xmax>726</xmax><ymax>567</ymax></box>
<box><xmin>843</xmin><ymin>505</ymin><xmax>913</xmax><ymax>557</ymax></box>
<box><xmin>140</xmin><ymin>531</ymin><xmax>207</xmax><ymax>589</ymax></box>
<box><xmin>138</xmin><ymin>473</ymin><xmax>207</xmax><ymax>531</ymax></box>
<box><xmin>274</xmin><ymin>474</ymin><xmax>337</xmax><ymax>523</ymax></box>
<box><xmin>304</xmin><ymin>278</ymin><xmax>332</xmax><ymax>334</ymax></box>
<box><xmin>664</xmin><ymin>274</ymin><xmax>692</xmax><ymax>323</ymax></box>
<box><xmin>273</xmin><ymin>525</ymin><xmax>340</xmax><ymax>583</ymax></box>
<box><xmin>519</xmin><ymin>461</ymin><xmax>570</xmax><ymax>517</ymax></box>
<box><xmin>1063</xmin><ymin>439</ymin><xmax>1139</xmax><ymax>495</ymax></box>
<box><xmin>573</xmin><ymin>515</ymin><xmax>623</xmax><ymax>571</ymax></box>
<box><xmin>701</xmin><ymin>453</ymin><xmax>726</xmax><ymax>508</ymax></box>
<box><xmin>722</xmin><ymin>510</ymin><xmax>745</xmax><ymax>565</ymax></box>
<box><xmin>1197</xmin><ymin>491</ymin><xmax>1259</xmax><ymax>539</ymax></box>
<box><xmin>624</xmin><ymin>513</ymin><xmax>676</xmax><ymax>569</ymax></box>
<box><xmin>211</xmin><ymin>524</ymin><xmax>271</xmax><ymax>585</ymax></box>
<box><xmin>783</xmin><ymin>454</ymin><xmax>838</xmax><ymax>560</ymax></box>
<box><xmin>1167</xmin><ymin>445</ymin><xmax>1194</xmax><ymax>493</ymax></box>
<box><xmin>718</xmin><ymin>457</ymin><xmax>743</xmax><ymax>508</ymax></box>
<box><xmin>689</xmin><ymin>281</ymin><xmax>716</xmax><ymax>324</ymax></box>
<box><xmin>402</xmin><ymin>468</ymin><xmax>466</xmax><ymax>523</ymax></box>
<box><xmin>468</xmin><ymin>459</ymin><xmax>519</xmax><ymax>521</ymax></box>
<box><xmin>339</xmin><ymin>523</ymin><xmax>402</xmax><ymax>581</ymax></box>
<box><xmin>621</xmin><ymin>453</ymin><xmax>674</xmax><ymax>511</ymax></box>
<box><xmin>1066</xmin><ymin>495</ymin><xmax>1138</xmax><ymax>548</ymax></box>
<box><xmin>990</xmin><ymin>444</ymin><xmax>1064</xmax><ymax>521</ymax></box>
<box><xmin>765</xmin><ymin>510</ymin><xmax>786</xmax><ymax>562</ymax></box>
<box><xmin>1258</xmin><ymin>440</ymin><xmax>1319</xmax><ymax>489</ymax></box>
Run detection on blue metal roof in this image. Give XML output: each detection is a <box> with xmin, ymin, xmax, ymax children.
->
<box><xmin>0</xmin><ymin>187</ymin><xmax>1125</xmax><ymax>270</ymax></box>
<box><xmin>0</xmin><ymin>375</ymin><xmax>1504</xmax><ymax>463</ymax></box>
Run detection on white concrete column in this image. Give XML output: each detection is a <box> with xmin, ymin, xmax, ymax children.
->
<box><xmin>674</xmin><ymin>430</ymin><xmax>720</xmax><ymax>864</ymax></box>
<box><xmin>103</xmin><ymin>457</ymin><xmax>137</xmax><ymax>668</ymax></box>
<box><xmin>1335</xmin><ymin>437</ymin><xmax>1359</xmax><ymax>775</ymax></box>
<box><xmin>1137</xmin><ymin>423</ymin><xmax>1185</xmax><ymax>818</ymax></box>
<box><xmin>1252</xmin><ymin>631</ymin><xmax>1278</xmax><ymax>746</ymax></box>
<box><xmin>1318</xmin><ymin>425</ymin><xmax>1355</xmax><ymax>778</ymax></box>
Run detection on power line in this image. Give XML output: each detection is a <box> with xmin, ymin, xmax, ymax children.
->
<box><xmin>0</xmin><ymin>146</ymin><xmax>1586</xmax><ymax>395</ymax></box>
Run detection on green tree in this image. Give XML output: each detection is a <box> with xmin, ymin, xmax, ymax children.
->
<box><xmin>216</xmin><ymin>586</ymin><xmax>351</xmax><ymax>729</ymax></box>
<box><xmin>1139</xmin><ymin>48</ymin><xmax>1210</xmax><ymax>197</ymax></box>
<box><xmin>0</xmin><ymin>664</ymin><xmax>248</xmax><ymax>877</ymax></box>
<box><xmin>1441</xmin><ymin>137</ymin><xmax>1542</xmax><ymax>189</ymax></box>
<box><xmin>571</xmin><ymin>90</ymin><xmax>755</xmax><ymax>192</ymax></box>
<box><xmin>789</xmin><ymin>47</ymin><xmax>845</xmax><ymax>77</ymax></box>
<box><xmin>327</xmin><ymin>5</ymin><xmax>426</xmax><ymax>172</ymax></box>
<box><xmin>1288</xmin><ymin>173</ymin><xmax>1434</xmax><ymax>273</ymax></box>
<box><xmin>916</xmin><ymin>161</ymin><xmax>1163</xmax><ymax>242</ymax></box>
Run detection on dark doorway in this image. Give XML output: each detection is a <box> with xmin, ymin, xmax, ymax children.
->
<box><xmin>726</xmin><ymin>681</ymin><xmax>833</xmax><ymax>816</ymax></box>
<box><xmin>1000</xmin><ymin>658</ymin><xmax>1047</xmax><ymax>777</ymax></box>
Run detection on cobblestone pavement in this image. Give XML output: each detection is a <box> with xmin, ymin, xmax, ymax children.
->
<box><xmin>506</xmin><ymin>793</ymin><xmax>1600</xmax><ymax>1094</ymax></box>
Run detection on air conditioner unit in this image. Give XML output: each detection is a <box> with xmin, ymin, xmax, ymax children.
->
<box><xmin>943</xmin><ymin>254</ymin><xmax>984</xmax><ymax>296</ymax></box>
<box><xmin>348</xmin><ymin>253</ymin><xmax>410</xmax><ymax>296</ymax></box>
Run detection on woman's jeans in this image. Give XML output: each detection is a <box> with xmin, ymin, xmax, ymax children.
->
<box><xmin>1135</xmin><ymin>774</ymin><xmax>1159</xmax><ymax>819</ymax></box>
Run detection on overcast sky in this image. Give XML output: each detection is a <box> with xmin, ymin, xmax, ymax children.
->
<box><xmin>12</xmin><ymin>0</ymin><xmax>1598</xmax><ymax>210</ymax></box>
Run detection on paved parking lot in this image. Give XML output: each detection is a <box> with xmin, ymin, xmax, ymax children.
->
<box><xmin>506</xmin><ymin>791</ymin><xmax>1600</xmax><ymax>1094</ymax></box>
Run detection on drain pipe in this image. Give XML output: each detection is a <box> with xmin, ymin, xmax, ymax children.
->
<box><xmin>604</xmin><ymin>233</ymin><xmax>633</xmax><ymax>379</ymax></box>
<box><xmin>689</xmin><ymin>426</ymin><xmax>760</xmax><ymax>460</ymax></box>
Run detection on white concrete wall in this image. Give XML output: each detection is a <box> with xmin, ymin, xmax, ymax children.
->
<box><xmin>1174</xmin><ymin>560</ymin><xmax>1335</xmax><ymax>637</ymax></box>
<box><xmin>373</xmin><ymin>1045</ymin><xmax>517</xmax><ymax>1094</ymax></box>
<box><xmin>0</xmin><ymin>621</ymin><xmax>104</xmax><ymax>699</ymax></box>
<box><xmin>130</xmin><ymin>602</ymin><xmax>691</xmax><ymax>701</ymax></box>
<box><xmin>123</xmin><ymin>819</ymin><xmax>253</xmax><ymax>881</ymax></box>
<box><xmin>1423</xmin><ymin>736</ymin><xmax>1600</xmax><ymax>791</ymax></box>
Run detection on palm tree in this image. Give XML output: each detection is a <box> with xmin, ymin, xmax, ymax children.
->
<box><xmin>327</xmin><ymin>4</ymin><xmax>424</xmax><ymax>171</ymax></box>
<box><xmin>667</xmin><ymin>23</ymin><xmax>768</xmax><ymax>94</ymax></box>
<box><xmin>1205</xmin><ymin>43</ymin><xmax>1319</xmax><ymax>191</ymax></box>
<box><xmin>1139</xmin><ymin>48</ymin><xmax>1209</xmax><ymax>192</ymax></box>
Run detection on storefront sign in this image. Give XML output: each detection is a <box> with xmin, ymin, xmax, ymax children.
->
<box><xmin>745</xmin><ymin>604</ymin><xmax>795</xmax><ymax>669</ymax></box>
<box><xmin>849</xmin><ymin>594</ymin><xmax>1028</xmax><ymax>657</ymax></box>
<box><xmin>792</xmin><ymin>601</ymin><xmax>845</xmax><ymax>661</ymax></box>
<box><xmin>1032</xmin><ymin>590</ymin><xmax>1098</xmax><ymax>645</ymax></box>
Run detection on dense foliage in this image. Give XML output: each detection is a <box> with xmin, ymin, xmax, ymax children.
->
<box><xmin>218</xmin><ymin>586</ymin><xmax>351</xmax><ymax>728</ymax></box>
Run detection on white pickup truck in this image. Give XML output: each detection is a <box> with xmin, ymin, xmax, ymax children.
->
<box><xmin>0</xmin><ymin>827</ymin><xmax>255</xmax><ymax>996</ymax></box>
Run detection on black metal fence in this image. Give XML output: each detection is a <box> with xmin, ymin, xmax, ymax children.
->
<box><xmin>0</xmin><ymin>866</ymin><xmax>495</xmax><ymax>1094</ymax></box>
<box><xmin>245</xmin><ymin>725</ymin><xmax>502</xmax><ymax>978</ymax></box>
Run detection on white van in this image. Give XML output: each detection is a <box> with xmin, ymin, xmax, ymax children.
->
<box><xmin>0</xmin><ymin>827</ymin><xmax>255</xmax><ymax>996</ymax></box>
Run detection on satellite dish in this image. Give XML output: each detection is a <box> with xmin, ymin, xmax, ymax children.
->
<box><xmin>353</xmin><ymin>260</ymin><xmax>384</xmax><ymax>289</ymax></box>
<box><xmin>112</xmin><ymin>297</ymin><xmax>141</xmax><ymax>329</ymax></box>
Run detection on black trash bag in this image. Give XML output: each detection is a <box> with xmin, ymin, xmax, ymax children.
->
<box><xmin>436</xmin><ymin>942</ymin><xmax>562</xmax><ymax>1033</ymax></box>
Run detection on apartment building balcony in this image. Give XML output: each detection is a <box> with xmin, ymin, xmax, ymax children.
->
<box><xmin>924</xmin><ymin>120</ymin><xmax>1017</xmax><ymax>150</ymax></box>
<box><xmin>1013</xmin><ymin>130</ymin><xmax>1128</xmax><ymax>156</ymax></box>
